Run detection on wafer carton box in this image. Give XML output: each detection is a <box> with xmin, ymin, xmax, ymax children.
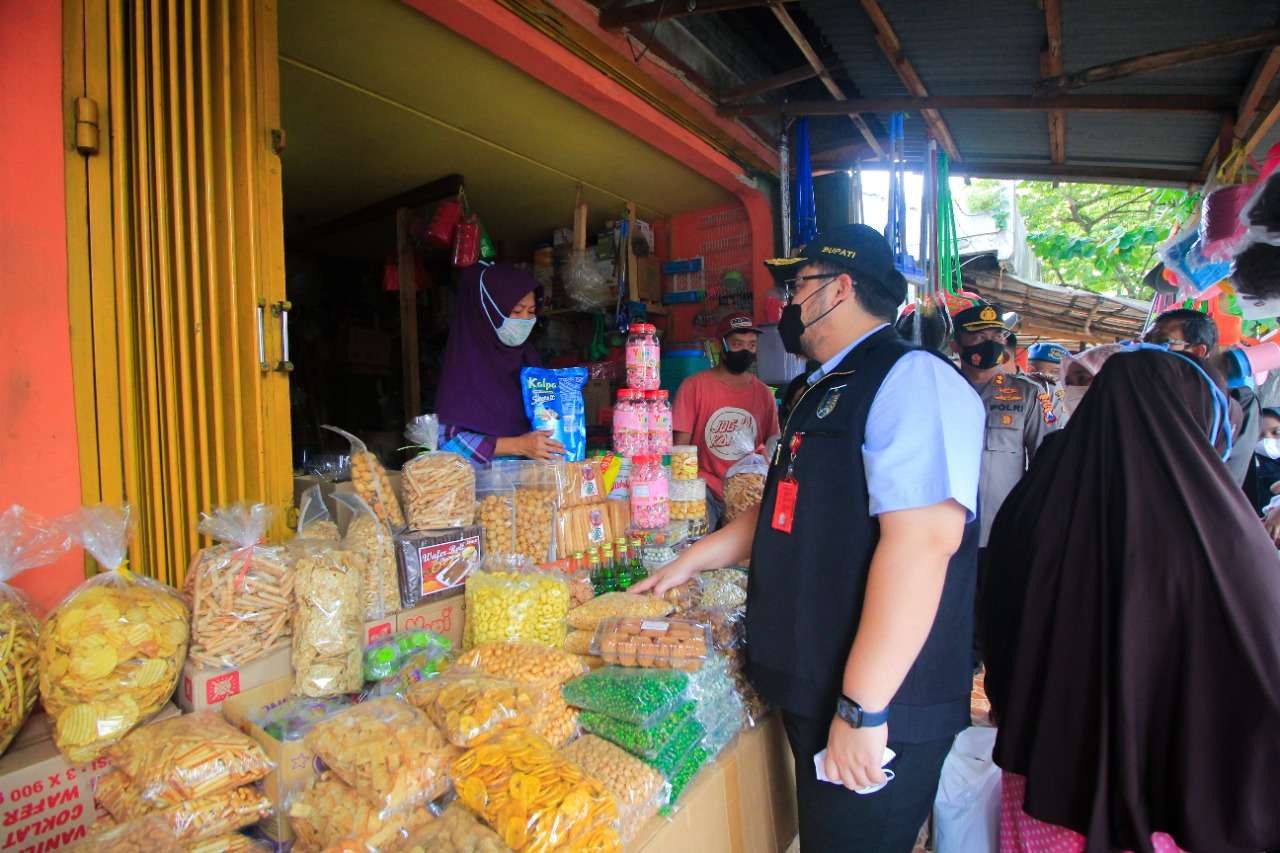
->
<box><xmin>0</xmin><ymin>703</ymin><xmax>180</xmax><ymax>853</ymax></box>
<box><xmin>178</xmin><ymin>642</ymin><xmax>293</xmax><ymax>714</ymax></box>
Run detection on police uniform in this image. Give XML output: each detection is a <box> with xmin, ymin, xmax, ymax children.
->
<box><xmin>974</xmin><ymin>370</ymin><xmax>1058</xmax><ymax>546</ymax></box>
<box><xmin>757</xmin><ymin>226</ymin><xmax>985</xmax><ymax>853</ymax></box>
<box><xmin>1025</xmin><ymin>342</ymin><xmax>1069</xmax><ymax>414</ymax></box>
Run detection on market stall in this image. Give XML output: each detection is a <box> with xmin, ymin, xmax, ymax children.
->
<box><xmin>0</xmin><ymin>319</ymin><xmax>796</xmax><ymax>851</ymax></box>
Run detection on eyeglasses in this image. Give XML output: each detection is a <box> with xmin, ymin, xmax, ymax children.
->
<box><xmin>781</xmin><ymin>273</ymin><xmax>838</xmax><ymax>304</ymax></box>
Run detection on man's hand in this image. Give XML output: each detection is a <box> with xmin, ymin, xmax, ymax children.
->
<box><xmin>628</xmin><ymin>550</ymin><xmax>698</xmax><ymax>595</ymax></box>
<box><xmin>824</xmin><ymin>716</ymin><xmax>888</xmax><ymax>791</ymax></box>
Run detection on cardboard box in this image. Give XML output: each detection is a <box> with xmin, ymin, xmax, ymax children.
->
<box><xmin>634</xmin><ymin>257</ymin><xmax>662</xmax><ymax>304</ymax></box>
<box><xmin>178</xmin><ymin>643</ymin><xmax>293</xmax><ymax>714</ymax></box>
<box><xmin>395</xmin><ymin>586</ymin><xmax>465</xmax><ymax>647</ymax></box>
<box><xmin>0</xmin><ymin>704</ymin><xmax>180</xmax><ymax>852</ymax></box>
<box><xmin>222</xmin><ymin>677</ymin><xmax>317</xmax><ymax>844</ymax></box>
<box><xmin>364</xmin><ymin>614</ymin><xmax>396</xmax><ymax>645</ymax></box>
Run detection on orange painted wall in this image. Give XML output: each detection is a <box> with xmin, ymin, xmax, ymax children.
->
<box><xmin>0</xmin><ymin>1</ymin><xmax>85</xmax><ymax>612</ymax></box>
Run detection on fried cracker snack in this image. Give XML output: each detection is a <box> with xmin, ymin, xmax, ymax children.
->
<box><xmin>288</xmin><ymin>772</ymin><xmax>435</xmax><ymax>852</ymax></box>
<box><xmin>296</xmin><ymin>484</ymin><xmax>340</xmax><ymax>542</ymax></box>
<box><xmin>406</xmin><ymin>668</ymin><xmax>539</xmax><ymax>748</ymax></box>
<box><xmin>77</xmin><ymin>785</ymin><xmax>273</xmax><ymax>850</ymax></box>
<box><xmin>187</xmin><ymin>503</ymin><xmax>293</xmax><ymax>668</ymax></box>
<box><xmin>105</xmin><ymin>711</ymin><xmax>272</xmax><ymax>806</ymax></box>
<box><xmin>452</xmin><ymin>643</ymin><xmax>587</xmax><ymax>689</ymax></box>
<box><xmin>292</xmin><ymin>544</ymin><xmax>365</xmax><ymax>697</ymax></box>
<box><xmin>336</xmin><ymin>493</ymin><xmax>399</xmax><ymax>620</ymax></box>
<box><xmin>305</xmin><ymin>697</ymin><xmax>456</xmax><ymax>814</ymax></box>
<box><xmin>399</xmin><ymin>803</ymin><xmax>510</xmax><ymax>853</ymax></box>
<box><xmin>450</xmin><ymin>729</ymin><xmax>621</xmax><ymax>852</ymax></box>
<box><xmin>41</xmin><ymin>505</ymin><xmax>188</xmax><ymax>763</ymax></box>
<box><xmin>0</xmin><ymin>506</ymin><xmax>68</xmax><ymax>753</ymax></box>
<box><xmin>323</xmin><ymin>425</ymin><xmax>404</xmax><ymax>529</ymax></box>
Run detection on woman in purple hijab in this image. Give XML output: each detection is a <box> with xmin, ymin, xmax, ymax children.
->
<box><xmin>435</xmin><ymin>263</ymin><xmax>564</xmax><ymax>462</ymax></box>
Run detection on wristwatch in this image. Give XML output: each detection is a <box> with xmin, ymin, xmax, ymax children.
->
<box><xmin>836</xmin><ymin>694</ymin><xmax>889</xmax><ymax>728</ymax></box>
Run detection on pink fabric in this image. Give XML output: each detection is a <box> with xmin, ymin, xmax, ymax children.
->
<box><xmin>671</xmin><ymin>371</ymin><xmax>780</xmax><ymax>498</ymax></box>
<box><xmin>1000</xmin><ymin>773</ymin><xmax>1184</xmax><ymax>853</ymax></box>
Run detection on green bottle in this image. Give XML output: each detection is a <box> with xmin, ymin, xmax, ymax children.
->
<box><xmin>629</xmin><ymin>535</ymin><xmax>648</xmax><ymax>584</ymax></box>
<box><xmin>614</xmin><ymin>538</ymin><xmax>633</xmax><ymax>590</ymax></box>
<box><xmin>587</xmin><ymin>549</ymin><xmax>605</xmax><ymax>595</ymax></box>
<box><xmin>600</xmin><ymin>543</ymin><xmax>616</xmax><ymax>592</ymax></box>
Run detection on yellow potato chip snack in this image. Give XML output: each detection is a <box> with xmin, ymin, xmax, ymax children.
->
<box><xmin>288</xmin><ymin>772</ymin><xmax>434</xmax><ymax>852</ymax></box>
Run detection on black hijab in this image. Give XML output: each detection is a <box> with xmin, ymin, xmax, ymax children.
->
<box><xmin>983</xmin><ymin>348</ymin><xmax>1280</xmax><ymax>853</ymax></box>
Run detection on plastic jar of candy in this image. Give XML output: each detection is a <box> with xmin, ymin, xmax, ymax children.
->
<box><xmin>612</xmin><ymin>389</ymin><xmax>646</xmax><ymax>456</ymax></box>
<box><xmin>629</xmin><ymin>455</ymin><xmax>669</xmax><ymax>529</ymax></box>
<box><xmin>670</xmin><ymin>445</ymin><xmax>698</xmax><ymax>481</ymax></box>
<box><xmin>648</xmin><ymin>389</ymin><xmax>672</xmax><ymax>456</ymax></box>
<box><xmin>626</xmin><ymin>324</ymin><xmax>660</xmax><ymax>390</ymax></box>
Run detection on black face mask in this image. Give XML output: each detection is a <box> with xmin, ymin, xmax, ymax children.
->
<box><xmin>721</xmin><ymin>349</ymin><xmax>755</xmax><ymax>374</ymax></box>
<box><xmin>960</xmin><ymin>339</ymin><xmax>1006</xmax><ymax>370</ymax></box>
<box><xmin>779</xmin><ymin>277</ymin><xmax>840</xmax><ymax>356</ymax></box>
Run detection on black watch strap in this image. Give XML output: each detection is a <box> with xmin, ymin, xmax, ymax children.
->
<box><xmin>837</xmin><ymin>694</ymin><xmax>890</xmax><ymax>728</ymax></box>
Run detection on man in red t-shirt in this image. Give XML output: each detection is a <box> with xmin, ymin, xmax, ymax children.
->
<box><xmin>673</xmin><ymin>312</ymin><xmax>782</xmax><ymax>529</ymax></box>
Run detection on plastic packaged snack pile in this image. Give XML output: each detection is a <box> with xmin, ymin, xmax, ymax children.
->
<box><xmin>187</xmin><ymin>503</ymin><xmax>293</xmax><ymax>668</ymax></box>
<box><xmin>407</xmin><ymin>668</ymin><xmax>540</xmax><ymax>747</ymax></box>
<box><xmin>450</xmin><ymin>728</ymin><xmax>621</xmax><ymax>852</ymax></box>
<box><xmin>288</xmin><ymin>771</ymin><xmax>436</xmax><ymax>852</ymax></box>
<box><xmin>291</xmin><ymin>545</ymin><xmax>365</xmax><ymax>697</ymax></box>
<box><xmin>40</xmin><ymin>505</ymin><xmax>189</xmax><ymax>762</ymax></box>
<box><xmin>0</xmin><ymin>506</ymin><xmax>67</xmax><ymax>753</ymax></box>
<box><xmin>453</xmin><ymin>643</ymin><xmax>587</xmax><ymax>748</ymax></box>
<box><xmin>464</xmin><ymin>563</ymin><xmax>569</xmax><ymax>648</ymax></box>
<box><xmin>560</xmin><ymin>667</ymin><xmax>689</xmax><ymax>728</ymax></box>
<box><xmin>323</xmin><ymin>425</ymin><xmax>405</xmax><ymax>528</ymax></box>
<box><xmin>337</xmin><ymin>493</ymin><xmax>400</xmax><ymax>620</ymax></box>
<box><xmin>560</xmin><ymin>734</ymin><xmax>667</xmax><ymax>842</ymax></box>
<box><xmin>565</xmin><ymin>592</ymin><xmax>673</xmax><ymax>633</ymax></box>
<box><xmin>403</xmin><ymin>416</ymin><xmax>476</xmax><ymax>530</ymax></box>
<box><xmin>397</xmin><ymin>802</ymin><xmax>509</xmax><ymax>853</ymax></box>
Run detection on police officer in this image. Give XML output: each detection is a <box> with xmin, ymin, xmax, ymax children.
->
<box><xmin>635</xmin><ymin>224</ymin><xmax>984</xmax><ymax>852</ymax></box>
<box><xmin>951</xmin><ymin>303</ymin><xmax>1059</xmax><ymax>667</ymax></box>
<box><xmin>1026</xmin><ymin>341</ymin><xmax>1070</xmax><ymax>397</ymax></box>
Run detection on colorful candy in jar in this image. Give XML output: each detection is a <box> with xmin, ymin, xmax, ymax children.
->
<box><xmin>612</xmin><ymin>389</ymin><xmax>646</xmax><ymax>457</ymax></box>
<box><xmin>648</xmin><ymin>389</ymin><xmax>672</xmax><ymax>456</ymax></box>
<box><xmin>625</xmin><ymin>323</ymin><xmax>660</xmax><ymax>390</ymax></box>
<box><xmin>629</xmin><ymin>455</ymin><xmax>669</xmax><ymax>529</ymax></box>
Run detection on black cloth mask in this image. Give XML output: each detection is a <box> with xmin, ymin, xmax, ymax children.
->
<box><xmin>721</xmin><ymin>349</ymin><xmax>755</xmax><ymax>374</ymax></box>
<box><xmin>779</xmin><ymin>278</ymin><xmax>839</xmax><ymax>356</ymax></box>
<box><xmin>960</xmin><ymin>339</ymin><xmax>1005</xmax><ymax>370</ymax></box>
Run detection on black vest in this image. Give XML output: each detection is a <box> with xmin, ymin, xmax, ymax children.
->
<box><xmin>745</xmin><ymin>326</ymin><xmax>978</xmax><ymax>743</ymax></box>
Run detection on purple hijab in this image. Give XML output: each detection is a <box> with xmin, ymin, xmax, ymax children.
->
<box><xmin>434</xmin><ymin>263</ymin><xmax>540</xmax><ymax>437</ymax></box>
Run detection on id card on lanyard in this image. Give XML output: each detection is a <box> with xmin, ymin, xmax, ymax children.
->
<box><xmin>771</xmin><ymin>433</ymin><xmax>803</xmax><ymax>533</ymax></box>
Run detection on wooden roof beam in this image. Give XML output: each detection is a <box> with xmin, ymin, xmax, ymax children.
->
<box><xmin>946</xmin><ymin>160</ymin><xmax>1200</xmax><ymax>187</ymax></box>
<box><xmin>720</xmin><ymin>65</ymin><xmax>819</xmax><ymax>104</ymax></box>
<box><xmin>1035</xmin><ymin>27</ymin><xmax>1280</xmax><ymax>94</ymax></box>
<box><xmin>600</xmin><ymin>0</ymin><xmax>796</xmax><ymax>31</ymax></box>
<box><xmin>1040</xmin><ymin>0</ymin><xmax>1066</xmax><ymax>164</ymax></box>
<box><xmin>720</xmin><ymin>94</ymin><xmax>1231</xmax><ymax>115</ymax></box>
<box><xmin>770</xmin><ymin>4</ymin><xmax>886</xmax><ymax>159</ymax></box>
<box><xmin>1202</xmin><ymin>47</ymin><xmax>1280</xmax><ymax>179</ymax></box>
<box><xmin>856</xmin><ymin>0</ymin><xmax>961</xmax><ymax>161</ymax></box>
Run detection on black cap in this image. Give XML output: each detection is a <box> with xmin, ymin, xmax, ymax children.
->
<box><xmin>764</xmin><ymin>224</ymin><xmax>908</xmax><ymax>304</ymax></box>
<box><xmin>952</xmin><ymin>301</ymin><xmax>1011</xmax><ymax>336</ymax></box>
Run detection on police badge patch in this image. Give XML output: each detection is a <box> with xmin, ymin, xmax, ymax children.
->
<box><xmin>817</xmin><ymin>385</ymin><xmax>846</xmax><ymax>418</ymax></box>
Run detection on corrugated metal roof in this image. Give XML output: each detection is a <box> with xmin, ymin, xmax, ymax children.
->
<box><xmin>796</xmin><ymin>0</ymin><xmax>1280</xmax><ymax>181</ymax></box>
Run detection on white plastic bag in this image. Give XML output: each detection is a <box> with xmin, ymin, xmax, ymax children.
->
<box><xmin>933</xmin><ymin>726</ymin><xmax>1001</xmax><ymax>853</ymax></box>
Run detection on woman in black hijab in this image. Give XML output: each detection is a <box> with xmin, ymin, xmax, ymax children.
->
<box><xmin>983</xmin><ymin>347</ymin><xmax>1280</xmax><ymax>853</ymax></box>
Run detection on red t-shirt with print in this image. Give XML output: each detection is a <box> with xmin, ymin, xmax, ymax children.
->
<box><xmin>671</xmin><ymin>370</ymin><xmax>781</xmax><ymax>499</ymax></box>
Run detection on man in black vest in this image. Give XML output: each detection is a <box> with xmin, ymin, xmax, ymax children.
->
<box><xmin>635</xmin><ymin>224</ymin><xmax>984</xmax><ymax>851</ymax></box>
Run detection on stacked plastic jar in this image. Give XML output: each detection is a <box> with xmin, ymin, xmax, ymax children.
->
<box><xmin>628</xmin><ymin>454</ymin><xmax>670</xmax><ymax>529</ymax></box>
<box><xmin>625</xmin><ymin>323</ymin><xmax>661</xmax><ymax>390</ymax></box>
<box><xmin>670</xmin><ymin>445</ymin><xmax>699</xmax><ymax>480</ymax></box>
<box><xmin>612</xmin><ymin>389</ymin><xmax>647</xmax><ymax>457</ymax></box>
<box><xmin>670</xmin><ymin>477</ymin><xmax>708</xmax><ymax>536</ymax></box>
<box><xmin>646</xmin><ymin>390</ymin><xmax>672</xmax><ymax>456</ymax></box>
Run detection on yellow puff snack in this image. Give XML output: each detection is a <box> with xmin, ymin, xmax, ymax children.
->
<box><xmin>464</xmin><ymin>569</ymin><xmax>569</xmax><ymax>649</ymax></box>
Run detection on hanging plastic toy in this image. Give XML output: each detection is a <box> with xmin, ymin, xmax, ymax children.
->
<box><xmin>794</xmin><ymin>118</ymin><xmax>818</xmax><ymax>246</ymax></box>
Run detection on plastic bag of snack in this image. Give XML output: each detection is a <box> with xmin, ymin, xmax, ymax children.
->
<box><xmin>465</xmin><ymin>560</ymin><xmax>569</xmax><ymax>648</ymax></box>
<box><xmin>105</xmin><ymin>711</ymin><xmax>273</xmax><ymax>806</ymax></box>
<box><xmin>323</xmin><ymin>425</ymin><xmax>405</xmax><ymax>529</ymax></box>
<box><xmin>663</xmin><ymin>744</ymin><xmax>710</xmax><ymax>811</ymax></box>
<box><xmin>699</xmin><ymin>568</ymin><xmax>748</xmax><ymax>610</ymax></box>
<box><xmin>40</xmin><ymin>504</ymin><xmax>189</xmax><ymax>763</ymax></box>
<box><xmin>79</xmin><ymin>785</ymin><xmax>274</xmax><ymax>850</ymax></box>
<box><xmin>591</xmin><ymin>617</ymin><xmax>710</xmax><ymax>671</ymax></box>
<box><xmin>95</xmin><ymin>769</ymin><xmax>151</xmax><ymax>822</ymax></box>
<box><xmin>564</xmin><ymin>630</ymin><xmax>594</xmax><ymax>656</ymax></box>
<box><xmin>566</xmin><ymin>591</ymin><xmax>673</xmax><ymax>632</ymax></box>
<box><xmin>291</xmin><ymin>543</ymin><xmax>365</xmax><ymax>697</ymax></box>
<box><xmin>532</xmin><ymin>693</ymin><xmax>580</xmax><ymax>749</ymax></box>
<box><xmin>474</xmin><ymin>467</ymin><xmax>516</xmax><ymax>557</ymax></box>
<box><xmin>335</xmin><ymin>493</ymin><xmax>399</xmax><ymax>620</ymax></box>
<box><xmin>556</xmin><ymin>504</ymin><xmax>612</xmax><ymax>556</ymax></box>
<box><xmin>661</xmin><ymin>579</ymin><xmax>700</xmax><ymax>614</ymax></box>
<box><xmin>683</xmin><ymin>605</ymin><xmax>745</xmax><ymax>653</ymax></box>
<box><xmin>288</xmin><ymin>772</ymin><xmax>435</xmax><ymax>852</ymax></box>
<box><xmin>561</xmin><ymin>666</ymin><xmax>689</xmax><ymax>728</ymax></box>
<box><xmin>305</xmin><ymin>697</ymin><xmax>456</xmax><ymax>814</ymax></box>
<box><xmin>450</xmin><ymin>728</ymin><xmax>621</xmax><ymax>852</ymax></box>
<box><xmin>362</xmin><ymin>628</ymin><xmax>451</xmax><ymax>683</ymax></box>
<box><xmin>252</xmin><ymin>695</ymin><xmax>353</xmax><ymax>743</ymax></box>
<box><xmin>183</xmin><ymin>833</ymin><xmax>268</xmax><ymax>853</ymax></box>
<box><xmin>579</xmin><ymin>699</ymin><xmax>696</xmax><ymax>760</ymax></box>
<box><xmin>554</xmin><ymin>459</ymin><xmax>604</xmax><ymax>509</ymax></box>
<box><xmin>723</xmin><ymin>444</ymin><xmax>767</xmax><ymax>524</ymax></box>
<box><xmin>396</xmin><ymin>802</ymin><xmax>508</xmax><ymax>853</ymax></box>
<box><xmin>513</xmin><ymin>463</ymin><xmax>556</xmax><ymax>564</ymax></box>
<box><xmin>402</xmin><ymin>415</ymin><xmax>476</xmax><ymax>530</ymax></box>
<box><xmin>0</xmin><ymin>506</ymin><xmax>68</xmax><ymax>753</ymax></box>
<box><xmin>406</xmin><ymin>667</ymin><xmax>539</xmax><ymax>747</ymax></box>
<box><xmin>561</xmin><ymin>734</ymin><xmax>668</xmax><ymax>842</ymax></box>
<box><xmin>187</xmin><ymin>504</ymin><xmax>292</xmax><ymax>669</ymax></box>
<box><xmin>452</xmin><ymin>642</ymin><xmax>587</xmax><ymax>688</ymax></box>
<box><xmin>295</xmin><ymin>485</ymin><xmax>339</xmax><ymax>541</ymax></box>
<box><xmin>519</xmin><ymin>366</ymin><xmax>589</xmax><ymax>462</ymax></box>
<box><xmin>646</xmin><ymin>715</ymin><xmax>706</xmax><ymax>778</ymax></box>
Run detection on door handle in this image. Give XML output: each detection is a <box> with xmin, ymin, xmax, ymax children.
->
<box><xmin>272</xmin><ymin>300</ymin><xmax>293</xmax><ymax>373</ymax></box>
<box><xmin>256</xmin><ymin>300</ymin><xmax>268</xmax><ymax>371</ymax></box>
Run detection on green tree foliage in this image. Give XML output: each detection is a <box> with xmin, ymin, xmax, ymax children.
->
<box><xmin>962</xmin><ymin>180</ymin><xmax>1198</xmax><ymax>299</ymax></box>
